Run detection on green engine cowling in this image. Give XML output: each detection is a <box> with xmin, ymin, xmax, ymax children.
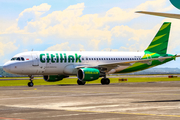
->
<box><xmin>43</xmin><ymin>75</ymin><xmax>68</xmax><ymax>82</ymax></box>
<box><xmin>77</xmin><ymin>68</ymin><xmax>100</xmax><ymax>81</ymax></box>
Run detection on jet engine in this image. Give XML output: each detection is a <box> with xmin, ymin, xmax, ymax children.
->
<box><xmin>43</xmin><ymin>75</ymin><xmax>69</xmax><ymax>82</ymax></box>
<box><xmin>77</xmin><ymin>68</ymin><xmax>100</xmax><ymax>81</ymax></box>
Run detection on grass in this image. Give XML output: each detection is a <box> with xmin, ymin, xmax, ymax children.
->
<box><xmin>0</xmin><ymin>77</ymin><xmax>180</xmax><ymax>87</ymax></box>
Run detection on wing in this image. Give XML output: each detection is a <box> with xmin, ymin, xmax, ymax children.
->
<box><xmin>136</xmin><ymin>11</ymin><xmax>180</xmax><ymax>19</ymax></box>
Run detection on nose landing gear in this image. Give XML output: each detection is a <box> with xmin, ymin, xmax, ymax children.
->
<box><xmin>28</xmin><ymin>75</ymin><xmax>34</xmax><ymax>87</ymax></box>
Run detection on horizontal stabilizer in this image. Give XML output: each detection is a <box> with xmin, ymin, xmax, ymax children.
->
<box><xmin>136</xmin><ymin>11</ymin><xmax>180</xmax><ymax>19</ymax></box>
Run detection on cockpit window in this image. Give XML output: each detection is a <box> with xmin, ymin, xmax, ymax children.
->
<box><xmin>11</xmin><ymin>57</ymin><xmax>25</xmax><ymax>61</ymax></box>
<box><xmin>16</xmin><ymin>57</ymin><xmax>20</xmax><ymax>61</ymax></box>
<box><xmin>21</xmin><ymin>57</ymin><xmax>25</xmax><ymax>61</ymax></box>
<box><xmin>11</xmin><ymin>57</ymin><xmax>17</xmax><ymax>61</ymax></box>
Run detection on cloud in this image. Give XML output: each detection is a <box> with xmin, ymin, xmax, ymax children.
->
<box><xmin>70</xmin><ymin>44</ymin><xmax>85</xmax><ymax>51</ymax></box>
<box><xmin>101</xmin><ymin>48</ymin><xmax>119</xmax><ymax>52</ymax></box>
<box><xmin>0</xmin><ymin>42</ymin><xmax>18</xmax><ymax>57</ymax></box>
<box><xmin>88</xmin><ymin>39</ymin><xmax>101</xmax><ymax>51</ymax></box>
<box><xmin>111</xmin><ymin>23</ymin><xmax>163</xmax><ymax>52</ymax></box>
<box><xmin>20</xmin><ymin>0</ymin><xmax>172</xmax><ymax>46</ymax></box>
<box><xmin>17</xmin><ymin>3</ymin><xmax>51</xmax><ymax>29</ymax></box>
<box><xmin>0</xmin><ymin>0</ymin><xmax>175</xmax><ymax>59</ymax></box>
<box><xmin>34</xmin><ymin>38</ymin><xmax>43</xmax><ymax>44</ymax></box>
<box><xmin>135</xmin><ymin>0</ymin><xmax>173</xmax><ymax>12</ymax></box>
<box><xmin>162</xmin><ymin>18</ymin><xmax>180</xmax><ymax>54</ymax></box>
<box><xmin>111</xmin><ymin>25</ymin><xmax>155</xmax><ymax>42</ymax></box>
<box><xmin>45</xmin><ymin>42</ymin><xmax>71</xmax><ymax>51</ymax></box>
<box><xmin>45</xmin><ymin>42</ymin><xmax>86</xmax><ymax>51</ymax></box>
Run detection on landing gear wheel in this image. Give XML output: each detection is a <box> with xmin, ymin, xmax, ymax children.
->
<box><xmin>77</xmin><ymin>79</ymin><xmax>86</xmax><ymax>85</ymax></box>
<box><xmin>101</xmin><ymin>78</ymin><xmax>110</xmax><ymax>85</ymax></box>
<box><xmin>28</xmin><ymin>82</ymin><xmax>34</xmax><ymax>87</ymax></box>
<box><xmin>28</xmin><ymin>75</ymin><xmax>34</xmax><ymax>87</ymax></box>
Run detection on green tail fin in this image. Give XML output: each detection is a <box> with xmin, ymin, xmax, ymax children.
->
<box><xmin>145</xmin><ymin>22</ymin><xmax>171</xmax><ymax>54</ymax></box>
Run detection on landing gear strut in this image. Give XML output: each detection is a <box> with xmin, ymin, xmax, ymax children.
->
<box><xmin>77</xmin><ymin>79</ymin><xmax>86</xmax><ymax>85</ymax></box>
<box><xmin>28</xmin><ymin>75</ymin><xmax>34</xmax><ymax>87</ymax></box>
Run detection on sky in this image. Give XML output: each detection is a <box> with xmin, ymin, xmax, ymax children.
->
<box><xmin>0</xmin><ymin>0</ymin><xmax>180</xmax><ymax>68</ymax></box>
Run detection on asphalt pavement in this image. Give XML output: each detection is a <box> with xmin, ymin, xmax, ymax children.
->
<box><xmin>0</xmin><ymin>82</ymin><xmax>180</xmax><ymax>120</ymax></box>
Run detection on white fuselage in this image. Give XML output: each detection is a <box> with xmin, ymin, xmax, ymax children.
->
<box><xmin>3</xmin><ymin>51</ymin><xmax>144</xmax><ymax>75</ymax></box>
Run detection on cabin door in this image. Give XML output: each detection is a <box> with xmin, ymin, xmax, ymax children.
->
<box><xmin>31</xmin><ymin>53</ymin><xmax>39</xmax><ymax>66</ymax></box>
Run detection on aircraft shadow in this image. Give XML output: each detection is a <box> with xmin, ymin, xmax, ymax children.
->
<box><xmin>133</xmin><ymin>100</ymin><xmax>180</xmax><ymax>103</ymax></box>
<box><xmin>56</xmin><ymin>84</ymin><xmax>101</xmax><ymax>86</ymax></box>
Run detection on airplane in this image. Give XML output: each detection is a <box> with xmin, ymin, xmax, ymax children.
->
<box><xmin>136</xmin><ymin>0</ymin><xmax>180</xmax><ymax>19</ymax></box>
<box><xmin>3</xmin><ymin>22</ymin><xmax>179</xmax><ymax>87</ymax></box>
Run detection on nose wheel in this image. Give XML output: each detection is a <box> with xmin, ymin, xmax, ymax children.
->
<box><xmin>28</xmin><ymin>75</ymin><xmax>34</xmax><ymax>87</ymax></box>
<box><xmin>28</xmin><ymin>81</ymin><xmax>34</xmax><ymax>87</ymax></box>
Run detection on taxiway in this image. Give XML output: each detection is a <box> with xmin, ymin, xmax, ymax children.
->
<box><xmin>0</xmin><ymin>82</ymin><xmax>180</xmax><ymax>120</ymax></box>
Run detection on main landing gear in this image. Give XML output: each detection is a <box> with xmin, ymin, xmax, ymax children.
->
<box><xmin>100</xmin><ymin>72</ymin><xmax>110</xmax><ymax>85</ymax></box>
<box><xmin>101</xmin><ymin>78</ymin><xmax>110</xmax><ymax>85</ymax></box>
<box><xmin>77</xmin><ymin>79</ymin><xmax>86</xmax><ymax>85</ymax></box>
<box><xmin>28</xmin><ymin>75</ymin><xmax>34</xmax><ymax>87</ymax></box>
<box><xmin>77</xmin><ymin>78</ymin><xmax>110</xmax><ymax>85</ymax></box>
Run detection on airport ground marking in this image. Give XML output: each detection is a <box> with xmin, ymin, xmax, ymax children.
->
<box><xmin>0</xmin><ymin>117</ymin><xmax>26</xmax><ymax>120</ymax></box>
<box><xmin>132</xmin><ymin>92</ymin><xmax>180</xmax><ymax>96</ymax></box>
<box><xmin>22</xmin><ymin>89</ymin><xmax>180</xmax><ymax>96</ymax></box>
<box><xmin>67</xmin><ymin>110</ymin><xmax>180</xmax><ymax>118</ymax></box>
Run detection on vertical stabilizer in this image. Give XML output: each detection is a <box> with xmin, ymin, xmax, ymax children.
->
<box><xmin>145</xmin><ymin>22</ymin><xmax>171</xmax><ymax>54</ymax></box>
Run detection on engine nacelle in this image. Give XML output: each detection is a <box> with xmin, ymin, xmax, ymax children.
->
<box><xmin>43</xmin><ymin>75</ymin><xmax>68</xmax><ymax>82</ymax></box>
<box><xmin>77</xmin><ymin>68</ymin><xmax>100</xmax><ymax>81</ymax></box>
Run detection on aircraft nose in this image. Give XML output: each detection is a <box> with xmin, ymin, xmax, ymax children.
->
<box><xmin>3</xmin><ymin>63</ymin><xmax>11</xmax><ymax>73</ymax></box>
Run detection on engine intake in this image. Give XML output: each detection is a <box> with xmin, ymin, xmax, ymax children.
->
<box><xmin>77</xmin><ymin>68</ymin><xmax>100</xmax><ymax>81</ymax></box>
